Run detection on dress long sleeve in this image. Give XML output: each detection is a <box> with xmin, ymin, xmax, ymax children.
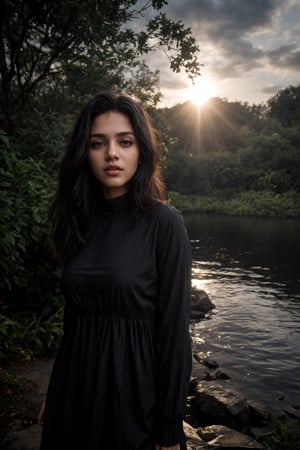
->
<box><xmin>154</xmin><ymin>205</ymin><xmax>192</xmax><ymax>447</ymax></box>
<box><xmin>40</xmin><ymin>195</ymin><xmax>192</xmax><ymax>450</ymax></box>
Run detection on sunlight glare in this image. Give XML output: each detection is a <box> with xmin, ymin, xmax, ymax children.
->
<box><xmin>187</xmin><ymin>77</ymin><xmax>216</xmax><ymax>105</ymax></box>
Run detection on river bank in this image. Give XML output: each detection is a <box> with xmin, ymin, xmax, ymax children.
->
<box><xmin>1</xmin><ymin>351</ymin><xmax>300</xmax><ymax>449</ymax></box>
<box><xmin>1</xmin><ymin>291</ymin><xmax>300</xmax><ymax>449</ymax></box>
<box><xmin>169</xmin><ymin>190</ymin><xmax>300</xmax><ymax>218</ymax></box>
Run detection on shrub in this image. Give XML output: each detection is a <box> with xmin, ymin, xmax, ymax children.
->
<box><xmin>259</xmin><ymin>418</ymin><xmax>300</xmax><ymax>450</ymax></box>
<box><xmin>0</xmin><ymin>130</ymin><xmax>63</xmax><ymax>362</ymax></box>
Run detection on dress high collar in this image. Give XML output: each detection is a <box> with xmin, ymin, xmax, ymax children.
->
<box><xmin>101</xmin><ymin>193</ymin><xmax>131</xmax><ymax>214</ymax></box>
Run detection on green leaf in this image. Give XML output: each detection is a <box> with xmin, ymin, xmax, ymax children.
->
<box><xmin>0</xmin><ymin>130</ymin><xmax>9</xmax><ymax>148</ymax></box>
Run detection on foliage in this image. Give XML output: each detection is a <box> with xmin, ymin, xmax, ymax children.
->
<box><xmin>0</xmin><ymin>130</ymin><xmax>64</xmax><ymax>362</ymax></box>
<box><xmin>162</xmin><ymin>90</ymin><xmax>300</xmax><ymax>214</ymax></box>
<box><xmin>0</xmin><ymin>0</ymin><xmax>201</xmax><ymax>131</ymax></box>
<box><xmin>0</xmin><ymin>308</ymin><xmax>63</xmax><ymax>362</ymax></box>
<box><xmin>268</xmin><ymin>85</ymin><xmax>300</xmax><ymax>127</ymax></box>
<box><xmin>258</xmin><ymin>418</ymin><xmax>300</xmax><ymax>450</ymax></box>
<box><xmin>11</xmin><ymin>109</ymin><xmax>70</xmax><ymax>162</ymax></box>
<box><xmin>0</xmin><ymin>131</ymin><xmax>55</xmax><ymax>293</ymax></box>
<box><xmin>164</xmin><ymin>98</ymin><xmax>251</xmax><ymax>153</ymax></box>
<box><xmin>168</xmin><ymin>190</ymin><xmax>300</xmax><ymax>218</ymax></box>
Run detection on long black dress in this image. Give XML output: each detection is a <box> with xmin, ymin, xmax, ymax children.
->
<box><xmin>40</xmin><ymin>194</ymin><xmax>192</xmax><ymax>450</ymax></box>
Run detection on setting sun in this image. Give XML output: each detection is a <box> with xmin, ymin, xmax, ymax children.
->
<box><xmin>186</xmin><ymin>77</ymin><xmax>216</xmax><ymax>105</ymax></box>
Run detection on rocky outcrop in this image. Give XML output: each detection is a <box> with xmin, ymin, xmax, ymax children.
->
<box><xmin>191</xmin><ymin>381</ymin><xmax>253</xmax><ymax>431</ymax></box>
<box><xmin>184</xmin><ymin>421</ymin><xmax>263</xmax><ymax>449</ymax></box>
<box><xmin>199</xmin><ymin>424</ymin><xmax>263</xmax><ymax>449</ymax></box>
<box><xmin>190</xmin><ymin>289</ymin><xmax>215</xmax><ymax>319</ymax></box>
<box><xmin>186</xmin><ymin>351</ymin><xmax>300</xmax><ymax>449</ymax></box>
<box><xmin>184</xmin><ymin>421</ymin><xmax>206</xmax><ymax>448</ymax></box>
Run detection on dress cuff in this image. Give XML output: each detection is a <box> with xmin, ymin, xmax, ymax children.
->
<box><xmin>154</xmin><ymin>415</ymin><xmax>183</xmax><ymax>447</ymax></box>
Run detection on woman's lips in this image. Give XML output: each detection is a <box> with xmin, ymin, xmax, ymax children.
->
<box><xmin>104</xmin><ymin>166</ymin><xmax>123</xmax><ymax>176</ymax></box>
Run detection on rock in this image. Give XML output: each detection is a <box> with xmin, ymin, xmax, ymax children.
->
<box><xmin>283</xmin><ymin>406</ymin><xmax>300</xmax><ymax>420</ymax></box>
<box><xmin>188</xmin><ymin>357</ymin><xmax>300</xmax><ymax>448</ymax></box>
<box><xmin>247</xmin><ymin>400</ymin><xmax>271</xmax><ymax>425</ymax></box>
<box><xmin>215</xmin><ymin>370</ymin><xmax>230</xmax><ymax>380</ymax></box>
<box><xmin>198</xmin><ymin>424</ymin><xmax>263</xmax><ymax>449</ymax></box>
<box><xmin>184</xmin><ymin>421</ymin><xmax>206</xmax><ymax>448</ymax></box>
<box><xmin>201</xmin><ymin>357</ymin><xmax>219</xmax><ymax>370</ymax></box>
<box><xmin>190</xmin><ymin>290</ymin><xmax>215</xmax><ymax>319</ymax></box>
<box><xmin>191</xmin><ymin>381</ymin><xmax>251</xmax><ymax>430</ymax></box>
<box><xmin>249</xmin><ymin>422</ymin><xmax>277</xmax><ymax>439</ymax></box>
<box><xmin>192</xmin><ymin>365</ymin><xmax>214</xmax><ymax>382</ymax></box>
<box><xmin>192</xmin><ymin>357</ymin><xmax>230</xmax><ymax>383</ymax></box>
<box><xmin>194</xmin><ymin>354</ymin><xmax>218</xmax><ymax>368</ymax></box>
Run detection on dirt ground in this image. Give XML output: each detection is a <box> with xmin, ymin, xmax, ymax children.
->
<box><xmin>0</xmin><ymin>357</ymin><xmax>54</xmax><ymax>450</ymax></box>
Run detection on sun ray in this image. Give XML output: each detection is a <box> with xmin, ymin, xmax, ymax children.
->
<box><xmin>186</xmin><ymin>77</ymin><xmax>217</xmax><ymax>105</ymax></box>
<box><xmin>167</xmin><ymin>97</ymin><xmax>245</xmax><ymax>156</ymax></box>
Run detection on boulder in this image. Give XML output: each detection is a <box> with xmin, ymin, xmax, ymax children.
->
<box><xmin>191</xmin><ymin>381</ymin><xmax>251</xmax><ymax>430</ymax></box>
<box><xmin>194</xmin><ymin>354</ymin><xmax>219</xmax><ymax>370</ymax></box>
<box><xmin>184</xmin><ymin>421</ymin><xmax>206</xmax><ymax>448</ymax></box>
<box><xmin>198</xmin><ymin>424</ymin><xmax>263</xmax><ymax>449</ymax></box>
<box><xmin>192</xmin><ymin>357</ymin><xmax>230</xmax><ymax>384</ymax></box>
<box><xmin>190</xmin><ymin>290</ymin><xmax>215</xmax><ymax>319</ymax></box>
<box><xmin>247</xmin><ymin>400</ymin><xmax>271</xmax><ymax>426</ymax></box>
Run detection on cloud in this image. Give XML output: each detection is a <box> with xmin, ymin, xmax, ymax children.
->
<box><xmin>150</xmin><ymin>0</ymin><xmax>300</xmax><ymax>105</ymax></box>
<box><xmin>161</xmin><ymin>0</ymin><xmax>299</xmax><ymax>81</ymax></box>
<box><xmin>267</xmin><ymin>44</ymin><xmax>300</xmax><ymax>70</ymax></box>
<box><xmin>165</xmin><ymin>0</ymin><xmax>284</xmax><ymax>35</ymax></box>
<box><xmin>211</xmin><ymin>39</ymin><xmax>264</xmax><ymax>79</ymax></box>
<box><xmin>261</xmin><ymin>84</ymin><xmax>283</xmax><ymax>94</ymax></box>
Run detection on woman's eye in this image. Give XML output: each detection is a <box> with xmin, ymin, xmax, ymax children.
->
<box><xmin>90</xmin><ymin>141</ymin><xmax>105</xmax><ymax>149</ymax></box>
<box><xmin>120</xmin><ymin>140</ymin><xmax>132</xmax><ymax>147</ymax></box>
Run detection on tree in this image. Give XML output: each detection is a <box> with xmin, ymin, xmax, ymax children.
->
<box><xmin>164</xmin><ymin>98</ymin><xmax>251</xmax><ymax>155</ymax></box>
<box><xmin>0</xmin><ymin>0</ymin><xmax>201</xmax><ymax>132</ymax></box>
<box><xmin>160</xmin><ymin>88</ymin><xmax>300</xmax><ymax>198</ymax></box>
<box><xmin>28</xmin><ymin>58</ymin><xmax>162</xmax><ymax>117</ymax></box>
<box><xmin>268</xmin><ymin>85</ymin><xmax>300</xmax><ymax>127</ymax></box>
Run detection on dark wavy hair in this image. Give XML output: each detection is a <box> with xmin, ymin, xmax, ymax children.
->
<box><xmin>49</xmin><ymin>92</ymin><xmax>166</xmax><ymax>260</ymax></box>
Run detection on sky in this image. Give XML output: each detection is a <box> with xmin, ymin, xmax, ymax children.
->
<box><xmin>149</xmin><ymin>0</ymin><xmax>300</xmax><ymax>107</ymax></box>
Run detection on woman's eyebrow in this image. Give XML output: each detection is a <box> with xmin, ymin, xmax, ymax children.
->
<box><xmin>89</xmin><ymin>131</ymin><xmax>135</xmax><ymax>138</ymax></box>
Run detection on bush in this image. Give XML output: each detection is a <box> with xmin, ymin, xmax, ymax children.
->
<box><xmin>259</xmin><ymin>418</ymin><xmax>300</xmax><ymax>450</ymax></box>
<box><xmin>0</xmin><ymin>130</ymin><xmax>56</xmax><ymax>292</ymax></box>
<box><xmin>168</xmin><ymin>190</ymin><xmax>300</xmax><ymax>218</ymax></box>
<box><xmin>0</xmin><ymin>308</ymin><xmax>63</xmax><ymax>362</ymax></box>
<box><xmin>0</xmin><ymin>130</ymin><xmax>63</xmax><ymax>362</ymax></box>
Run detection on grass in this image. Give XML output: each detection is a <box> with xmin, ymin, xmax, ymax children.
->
<box><xmin>168</xmin><ymin>190</ymin><xmax>300</xmax><ymax>218</ymax></box>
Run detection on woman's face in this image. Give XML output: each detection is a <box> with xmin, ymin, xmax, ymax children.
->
<box><xmin>88</xmin><ymin>111</ymin><xmax>140</xmax><ymax>199</ymax></box>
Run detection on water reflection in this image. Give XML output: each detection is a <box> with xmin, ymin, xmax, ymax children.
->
<box><xmin>186</xmin><ymin>213</ymin><xmax>300</xmax><ymax>407</ymax></box>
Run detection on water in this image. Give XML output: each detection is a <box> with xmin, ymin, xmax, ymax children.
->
<box><xmin>185</xmin><ymin>213</ymin><xmax>300</xmax><ymax>408</ymax></box>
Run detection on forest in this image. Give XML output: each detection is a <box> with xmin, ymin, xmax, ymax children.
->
<box><xmin>0</xmin><ymin>0</ymin><xmax>300</xmax><ymax>362</ymax></box>
<box><xmin>160</xmin><ymin>89</ymin><xmax>300</xmax><ymax>217</ymax></box>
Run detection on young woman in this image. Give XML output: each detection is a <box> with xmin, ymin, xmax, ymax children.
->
<box><xmin>38</xmin><ymin>93</ymin><xmax>192</xmax><ymax>450</ymax></box>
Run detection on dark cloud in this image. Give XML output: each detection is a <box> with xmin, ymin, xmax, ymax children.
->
<box><xmin>261</xmin><ymin>85</ymin><xmax>283</xmax><ymax>94</ymax></box>
<box><xmin>211</xmin><ymin>38</ymin><xmax>264</xmax><ymax>78</ymax></box>
<box><xmin>267</xmin><ymin>44</ymin><xmax>300</xmax><ymax>69</ymax></box>
<box><xmin>162</xmin><ymin>0</ymin><xmax>298</xmax><ymax>80</ymax></box>
<box><xmin>165</xmin><ymin>0</ymin><xmax>284</xmax><ymax>35</ymax></box>
<box><xmin>149</xmin><ymin>0</ymin><xmax>300</xmax><ymax>105</ymax></box>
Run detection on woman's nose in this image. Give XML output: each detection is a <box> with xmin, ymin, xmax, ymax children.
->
<box><xmin>105</xmin><ymin>141</ymin><xmax>119</xmax><ymax>160</ymax></box>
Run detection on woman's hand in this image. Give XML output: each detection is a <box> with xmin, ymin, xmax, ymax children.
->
<box><xmin>155</xmin><ymin>445</ymin><xmax>180</xmax><ymax>450</ymax></box>
<box><xmin>38</xmin><ymin>400</ymin><xmax>45</xmax><ymax>426</ymax></box>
